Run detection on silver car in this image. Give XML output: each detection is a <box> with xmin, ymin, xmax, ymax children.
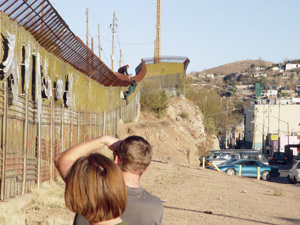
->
<box><xmin>288</xmin><ymin>160</ymin><xmax>300</xmax><ymax>184</ymax></box>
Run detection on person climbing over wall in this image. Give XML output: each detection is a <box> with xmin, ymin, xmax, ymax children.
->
<box><xmin>123</xmin><ymin>79</ymin><xmax>137</xmax><ymax>105</ymax></box>
<box><xmin>118</xmin><ymin>64</ymin><xmax>130</xmax><ymax>76</ymax></box>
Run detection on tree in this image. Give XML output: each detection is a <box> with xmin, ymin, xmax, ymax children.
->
<box><xmin>258</xmin><ymin>77</ymin><xmax>266</xmax><ymax>86</ymax></box>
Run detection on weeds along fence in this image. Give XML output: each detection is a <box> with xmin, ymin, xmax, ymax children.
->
<box><xmin>0</xmin><ymin>82</ymin><xmax>140</xmax><ymax>200</ymax></box>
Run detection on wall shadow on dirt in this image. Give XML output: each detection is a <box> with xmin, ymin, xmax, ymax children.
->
<box><xmin>277</xmin><ymin>217</ymin><xmax>300</xmax><ymax>224</ymax></box>
<box><xmin>164</xmin><ymin>205</ymin><xmax>276</xmax><ymax>225</ymax></box>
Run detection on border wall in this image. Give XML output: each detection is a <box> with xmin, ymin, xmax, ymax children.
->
<box><xmin>141</xmin><ymin>57</ymin><xmax>190</xmax><ymax>97</ymax></box>
<box><xmin>0</xmin><ymin>11</ymin><xmax>139</xmax><ymax>200</ymax></box>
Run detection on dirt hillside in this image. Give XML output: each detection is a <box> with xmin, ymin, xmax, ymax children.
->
<box><xmin>119</xmin><ymin>98</ymin><xmax>219</xmax><ymax>167</ymax></box>
<box><xmin>190</xmin><ymin>59</ymin><xmax>273</xmax><ymax>75</ymax></box>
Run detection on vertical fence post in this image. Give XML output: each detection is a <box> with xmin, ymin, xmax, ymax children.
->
<box><xmin>50</xmin><ymin>100</ymin><xmax>53</xmax><ymax>181</ymax></box>
<box><xmin>94</xmin><ymin>113</ymin><xmax>97</xmax><ymax>138</ymax></box>
<box><xmin>22</xmin><ymin>93</ymin><xmax>29</xmax><ymax>194</ymax></box>
<box><xmin>70</xmin><ymin>108</ymin><xmax>73</xmax><ymax>147</ymax></box>
<box><xmin>37</xmin><ymin>107</ymin><xmax>42</xmax><ymax>190</ymax></box>
<box><xmin>83</xmin><ymin>112</ymin><xmax>86</xmax><ymax>141</ymax></box>
<box><xmin>113</xmin><ymin>110</ymin><xmax>116</xmax><ymax>137</ymax></box>
<box><xmin>1</xmin><ymin>82</ymin><xmax>8</xmax><ymax>200</ymax></box>
<box><xmin>61</xmin><ymin>107</ymin><xmax>64</xmax><ymax>153</ymax></box>
<box><xmin>116</xmin><ymin>108</ymin><xmax>119</xmax><ymax>138</ymax></box>
<box><xmin>90</xmin><ymin>112</ymin><xmax>92</xmax><ymax>139</ymax></box>
<box><xmin>78</xmin><ymin>111</ymin><xmax>80</xmax><ymax>144</ymax></box>
<box><xmin>99</xmin><ymin>113</ymin><xmax>102</xmax><ymax>136</ymax></box>
<box><xmin>103</xmin><ymin>111</ymin><xmax>106</xmax><ymax>135</ymax></box>
<box><xmin>257</xmin><ymin>167</ymin><xmax>260</xmax><ymax>180</ymax></box>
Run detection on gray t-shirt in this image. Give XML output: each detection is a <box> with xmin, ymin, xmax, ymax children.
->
<box><xmin>122</xmin><ymin>186</ymin><xmax>164</xmax><ymax>225</ymax></box>
<box><xmin>73</xmin><ymin>186</ymin><xmax>164</xmax><ymax>225</ymax></box>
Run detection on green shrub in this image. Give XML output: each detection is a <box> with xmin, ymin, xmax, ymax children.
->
<box><xmin>141</xmin><ymin>90</ymin><xmax>170</xmax><ymax>118</ymax></box>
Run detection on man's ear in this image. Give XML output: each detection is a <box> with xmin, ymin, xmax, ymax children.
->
<box><xmin>114</xmin><ymin>155</ymin><xmax>120</xmax><ymax>165</ymax></box>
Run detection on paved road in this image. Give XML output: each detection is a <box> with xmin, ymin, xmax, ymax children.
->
<box><xmin>270</xmin><ymin>163</ymin><xmax>293</xmax><ymax>184</ymax></box>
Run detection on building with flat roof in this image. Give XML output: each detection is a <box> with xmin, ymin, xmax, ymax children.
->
<box><xmin>244</xmin><ymin>104</ymin><xmax>300</xmax><ymax>153</ymax></box>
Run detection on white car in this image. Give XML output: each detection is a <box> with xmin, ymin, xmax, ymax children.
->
<box><xmin>288</xmin><ymin>160</ymin><xmax>300</xmax><ymax>184</ymax></box>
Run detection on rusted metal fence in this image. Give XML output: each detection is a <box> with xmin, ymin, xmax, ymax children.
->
<box><xmin>0</xmin><ymin>0</ymin><xmax>134</xmax><ymax>87</ymax></box>
<box><xmin>0</xmin><ymin>0</ymin><xmax>141</xmax><ymax>201</ymax></box>
<box><xmin>0</xmin><ymin>81</ymin><xmax>140</xmax><ymax>200</ymax></box>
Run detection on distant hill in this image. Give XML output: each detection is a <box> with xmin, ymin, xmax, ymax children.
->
<box><xmin>195</xmin><ymin>60</ymin><xmax>274</xmax><ymax>75</ymax></box>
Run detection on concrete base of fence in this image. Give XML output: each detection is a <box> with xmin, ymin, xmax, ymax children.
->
<box><xmin>0</xmin><ymin>193</ymin><xmax>33</xmax><ymax>213</ymax></box>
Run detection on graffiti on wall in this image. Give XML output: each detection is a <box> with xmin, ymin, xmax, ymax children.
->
<box><xmin>2</xmin><ymin>30</ymin><xmax>19</xmax><ymax>105</ymax></box>
<box><xmin>1</xmin><ymin>30</ymin><xmax>74</xmax><ymax>111</ymax></box>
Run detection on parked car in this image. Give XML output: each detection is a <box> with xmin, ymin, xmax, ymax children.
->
<box><xmin>287</xmin><ymin>160</ymin><xmax>300</xmax><ymax>184</ymax></box>
<box><xmin>212</xmin><ymin>159</ymin><xmax>280</xmax><ymax>181</ymax></box>
<box><xmin>204</xmin><ymin>150</ymin><xmax>269</xmax><ymax>168</ymax></box>
<box><xmin>270</xmin><ymin>152</ymin><xmax>287</xmax><ymax>165</ymax></box>
<box><xmin>199</xmin><ymin>150</ymin><xmax>224</xmax><ymax>166</ymax></box>
<box><xmin>219</xmin><ymin>158</ymin><xmax>239</xmax><ymax>166</ymax></box>
<box><xmin>206</xmin><ymin>153</ymin><xmax>240</xmax><ymax>168</ymax></box>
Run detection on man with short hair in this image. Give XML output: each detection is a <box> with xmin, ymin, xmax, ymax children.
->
<box><xmin>71</xmin><ymin>135</ymin><xmax>164</xmax><ymax>225</ymax></box>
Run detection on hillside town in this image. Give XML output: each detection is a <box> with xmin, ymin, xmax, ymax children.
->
<box><xmin>190</xmin><ymin>60</ymin><xmax>300</xmax><ymax>159</ymax></box>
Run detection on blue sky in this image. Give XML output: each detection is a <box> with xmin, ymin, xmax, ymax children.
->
<box><xmin>51</xmin><ymin>0</ymin><xmax>300</xmax><ymax>74</ymax></box>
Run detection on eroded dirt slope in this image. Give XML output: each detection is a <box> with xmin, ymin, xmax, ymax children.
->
<box><xmin>119</xmin><ymin>98</ymin><xmax>219</xmax><ymax>167</ymax></box>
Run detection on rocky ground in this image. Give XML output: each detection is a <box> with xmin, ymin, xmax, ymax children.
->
<box><xmin>1</xmin><ymin>98</ymin><xmax>300</xmax><ymax>225</ymax></box>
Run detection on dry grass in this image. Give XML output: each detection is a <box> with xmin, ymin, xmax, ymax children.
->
<box><xmin>25</xmin><ymin>217</ymin><xmax>71</xmax><ymax>225</ymax></box>
<box><xmin>0</xmin><ymin>210</ymin><xmax>27</xmax><ymax>225</ymax></box>
<box><xmin>30</xmin><ymin>179</ymin><xmax>66</xmax><ymax>209</ymax></box>
<box><xmin>0</xmin><ymin>179</ymin><xmax>70</xmax><ymax>225</ymax></box>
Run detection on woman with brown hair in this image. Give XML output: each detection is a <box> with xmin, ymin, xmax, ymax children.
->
<box><xmin>55</xmin><ymin>138</ymin><xmax>127</xmax><ymax>225</ymax></box>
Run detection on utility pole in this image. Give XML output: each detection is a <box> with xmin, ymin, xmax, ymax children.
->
<box><xmin>98</xmin><ymin>24</ymin><xmax>101</xmax><ymax>60</ymax></box>
<box><xmin>226</xmin><ymin>101</ymin><xmax>229</xmax><ymax>149</ymax></box>
<box><xmin>154</xmin><ymin>0</ymin><xmax>161</xmax><ymax>63</ymax></box>
<box><xmin>262</xmin><ymin>106</ymin><xmax>265</xmax><ymax>152</ymax></box>
<box><xmin>278</xmin><ymin>103</ymin><xmax>280</xmax><ymax>152</ymax></box>
<box><xmin>252</xmin><ymin>107</ymin><xmax>256</xmax><ymax>149</ymax></box>
<box><xmin>86</xmin><ymin>8</ymin><xmax>89</xmax><ymax>48</ymax></box>
<box><xmin>91</xmin><ymin>37</ymin><xmax>94</xmax><ymax>52</ymax></box>
<box><xmin>119</xmin><ymin>49</ymin><xmax>122</xmax><ymax>68</ymax></box>
<box><xmin>111</xmin><ymin>11</ymin><xmax>116</xmax><ymax>71</ymax></box>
